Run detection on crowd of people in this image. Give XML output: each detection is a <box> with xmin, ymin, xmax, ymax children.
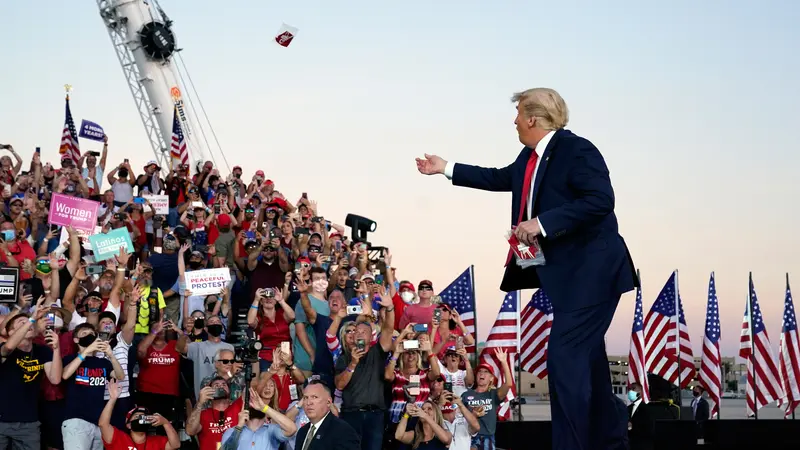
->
<box><xmin>0</xmin><ymin>139</ymin><xmax>513</xmax><ymax>450</ymax></box>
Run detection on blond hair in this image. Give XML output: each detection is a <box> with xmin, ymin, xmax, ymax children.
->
<box><xmin>412</xmin><ymin>400</ymin><xmax>445</xmax><ymax>450</ymax></box>
<box><xmin>511</xmin><ymin>88</ymin><xmax>569</xmax><ymax>130</ymax></box>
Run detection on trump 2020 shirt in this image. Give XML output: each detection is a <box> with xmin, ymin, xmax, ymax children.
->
<box><xmin>63</xmin><ymin>354</ymin><xmax>114</xmax><ymax>423</ymax></box>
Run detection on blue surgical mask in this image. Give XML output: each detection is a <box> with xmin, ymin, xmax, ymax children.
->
<box><xmin>627</xmin><ymin>391</ymin><xmax>639</xmax><ymax>402</ymax></box>
<box><xmin>2</xmin><ymin>230</ymin><xmax>15</xmax><ymax>241</ymax></box>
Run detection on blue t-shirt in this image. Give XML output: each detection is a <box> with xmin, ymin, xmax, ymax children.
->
<box><xmin>63</xmin><ymin>354</ymin><xmax>114</xmax><ymax>424</ymax></box>
<box><xmin>292</xmin><ymin>296</ymin><xmax>329</xmax><ymax>372</ymax></box>
<box><xmin>0</xmin><ymin>344</ymin><xmax>54</xmax><ymax>423</ymax></box>
<box><xmin>148</xmin><ymin>252</ymin><xmax>180</xmax><ymax>293</ymax></box>
<box><xmin>310</xmin><ymin>314</ymin><xmax>340</xmax><ymax>387</ymax></box>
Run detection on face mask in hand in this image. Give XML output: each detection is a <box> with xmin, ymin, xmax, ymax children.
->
<box><xmin>627</xmin><ymin>391</ymin><xmax>639</xmax><ymax>402</ymax></box>
<box><xmin>207</xmin><ymin>324</ymin><xmax>223</xmax><ymax>337</ymax></box>
<box><xmin>312</xmin><ymin>279</ymin><xmax>329</xmax><ymax>292</ymax></box>
<box><xmin>400</xmin><ymin>291</ymin><xmax>415</xmax><ymax>304</ymax></box>
<box><xmin>78</xmin><ymin>333</ymin><xmax>98</xmax><ymax>348</ymax></box>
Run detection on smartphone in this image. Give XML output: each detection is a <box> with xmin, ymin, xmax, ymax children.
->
<box><xmin>45</xmin><ymin>312</ymin><xmax>55</xmax><ymax>331</ymax></box>
<box><xmin>21</xmin><ymin>282</ymin><xmax>32</xmax><ymax>297</ymax></box>
<box><xmin>214</xmin><ymin>204</ymin><xmax>220</xmax><ymax>214</ymax></box>
<box><xmin>412</xmin><ymin>323</ymin><xmax>428</xmax><ymax>333</ymax></box>
<box><xmin>433</xmin><ymin>309</ymin><xmax>441</xmax><ymax>322</ymax></box>
<box><xmin>347</xmin><ymin>305</ymin><xmax>363</xmax><ymax>315</ymax></box>
<box><xmin>245</xmin><ymin>231</ymin><xmax>256</xmax><ymax>240</ymax></box>
<box><xmin>374</xmin><ymin>274</ymin><xmax>384</xmax><ymax>285</ymax></box>
<box><xmin>403</xmin><ymin>340</ymin><xmax>419</xmax><ymax>350</ymax></box>
<box><xmin>86</xmin><ymin>264</ymin><xmax>105</xmax><ymax>275</ymax></box>
<box><xmin>457</xmin><ymin>336</ymin><xmax>464</xmax><ymax>350</ymax></box>
<box><xmin>443</xmin><ymin>381</ymin><xmax>453</xmax><ymax>393</ymax></box>
<box><xmin>124</xmin><ymin>158</ymin><xmax>129</xmax><ymax>163</ymax></box>
<box><xmin>289</xmin><ymin>384</ymin><xmax>299</xmax><ymax>401</ymax></box>
<box><xmin>335</xmin><ymin>240</ymin><xmax>342</xmax><ymax>252</ymax></box>
<box><xmin>407</xmin><ymin>374</ymin><xmax>421</xmax><ymax>396</ymax></box>
<box><xmin>281</xmin><ymin>341</ymin><xmax>291</xmax><ymax>355</ymax></box>
<box><xmin>302</xmin><ymin>192</ymin><xmax>307</xmax><ymax>199</ymax></box>
<box><xmin>35</xmin><ymin>147</ymin><xmax>41</xmax><ymax>153</ymax></box>
<box><xmin>356</xmin><ymin>339</ymin><xmax>366</xmax><ymax>352</ymax></box>
<box><xmin>295</xmin><ymin>227</ymin><xmax>310</xmax><ymax>235</ymax></box>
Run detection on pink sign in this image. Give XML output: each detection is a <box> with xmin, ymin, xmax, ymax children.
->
<box><xmin>48</xmin><ymin>193</ymin><xmax>100</xmax><ymax>232</ymax></box>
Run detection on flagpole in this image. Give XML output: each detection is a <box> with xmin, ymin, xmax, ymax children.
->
<box><xmin>749</xmin><ymin>272</ymin><xmax>758</xmax><ymax>420</ymax></box>
<box><xmin>674</xmin><ymin>269</ymin><xmax>682</xmax><ymax>407</ymax></box>
<box><xmin>470</xmin><ymin>265</ymin><xmax>479</xmax><ymax>364</ymax></box>
<box><xmin>713</xmin><ymin>271</ymin><xmax>720</xmax><ymax>420</ymax></box>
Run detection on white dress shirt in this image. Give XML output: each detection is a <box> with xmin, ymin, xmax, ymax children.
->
<box><xmin>443</xmin><ymin>130</ymin><xmax>555</xmax><ymax>239</ymax></box>
<box><xmin>630</xmin><ymin>398</ymin><xmax>642</xmax><ymax>418</ymax></box>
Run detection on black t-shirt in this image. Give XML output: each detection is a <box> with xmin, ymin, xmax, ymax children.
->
<box><xmin>149</xmin><ymin>252</ymin><xmax>180</xmax><ymax>293</ymax></box>
<box><xmin>0</xmin><ymin>343</ymin><xmax>53</xmax><ymax>423</ymax></box>
<box><xmin>334</xmin><ymin>342</ymin><xmax>388</xmax><ymax>411</ymax></box>
<box><xmin>311</xmin><ymin>315</ymin><xmax>340</xmax><ymax>386</ymax></box>
<box><xmin>63</xmin><ymin>354</ymin><xmax>114</xmax><ymax>423</ymax></box>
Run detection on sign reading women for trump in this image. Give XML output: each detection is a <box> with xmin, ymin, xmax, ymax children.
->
<box><xmin>89</xmin><ymin>227</ymin><xmax>133</xmax><ymax>261</ymax></box>
<box><xmin>184</xmin><ymin>269</ymin><xmax>231</xmax><ymax>296</ymax></box>
<box><xmin>48</xmin><ymin>193</ymin><xmax>100</xmax><ymax>232</ymax></box>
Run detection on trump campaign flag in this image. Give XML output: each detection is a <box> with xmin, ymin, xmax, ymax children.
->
<box><xmin>275</xmin><ymin>23</ymin><xmax>298</xmax><ymax>47</ymax></box>
<box><xmin>78</xmin><ymin>119</ymin><xmax>105</xmax><ymax>141</ymax></box>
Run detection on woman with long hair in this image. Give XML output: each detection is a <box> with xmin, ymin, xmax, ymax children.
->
<box><xmin>246</xmin><ymin>288</ymin><xmax>295</xmax><ymax>372</ymax></box>
<box><xmin>395</xmin><ymin>400</ymin><xmax>452</xmax><ymax>450</ymax></box>
<box><xmin>254</xmin><ymin>371</ymin><xmax>281</xmax><ymax>412</ymax></box>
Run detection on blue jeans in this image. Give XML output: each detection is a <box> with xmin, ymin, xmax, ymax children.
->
<box><xmin>340</xmin><ymin>409</ymin><xmax>384</xmax><ymax>450</ymax></box>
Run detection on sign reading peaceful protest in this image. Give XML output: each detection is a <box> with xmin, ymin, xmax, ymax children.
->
<box><xmin>0</xmin><ymin>268</ymin><xmax>19</xmax><ymax>304</ymax></box>
<box><xmin>49</xmin><ymin>193</ymin><xmax>100</xmax><ymax>232</ymax></box>
<box><xmin>184</xmin><ymin>268</ymin><xmax>231</xmax><ymax>296</ymax></box>
<box><xmin>143</xmin><ymin>194</ymin><xmax>169</xmax><ymax>215</ymax></box>
<box><xmin>89</xmin><ymin>227</ymin><xmax>134</xmax><ymax>261</ymax></box>
<box><xmin>78</xmin><ymin>119</ymin><xmax>105</xmax><ymax>141</ymax></box>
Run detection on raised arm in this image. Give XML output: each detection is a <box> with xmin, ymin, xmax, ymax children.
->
<box><xmin>416</xmin><ymin>153</ymin><xmax>517</xmax><ymax>193</ymax></box>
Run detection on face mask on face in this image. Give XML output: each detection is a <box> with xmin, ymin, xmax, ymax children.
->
<box><xmin>207</xmin><ymin>324</ymin><xmax>223</xmax><ymax>337</ymax></box>
<box><xmin>206</xmin><ymin>301</ymin><xmax>217</xmax><ymax>312</ymax></box>
<box><xmin>53</xmin><ymin>316</ymin><xmax>64</xmax><ymax>329</ymax></box>
<box><xmin>2</xmin><ymin>230</ymin><xmax>15</xmax><ymax>241</ymax></box>
<box><xmin>400</xmin><ymin>291</ymin><xmax>415</xmax><ymax>304</ymax></box>
<box><xmin>312</xmin><ymin>279</ymin><xmax>328</xmax><ymax>292</ymax></box>
<box><xmin>189</xmin><ymin>261</ymin><xmax>203</xmax><ymax>270</ymax></box>
<box><xmin>193</xmin><ymin>318</ymin><xmax>205</xmax><ymax>329</ymax></box>
<box><xmin>693</xmin><ymin>391</ymin><xmax>701</xmax><ymax>398</ymax></box>
<box><xmin>78</xmin><ymin>333</ymin><xmax>98</xmax><ymax>348</ymax></box>
<box><xmin>627</xmin><ymin>391</ymin><xmax>639</xmax><ymax>402</ymax></box>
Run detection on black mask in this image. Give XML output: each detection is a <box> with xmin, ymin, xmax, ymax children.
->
<box><xmin>194</xmin><ymin>318</ymin><xmax>205</xmax><ymax>329</ymax></box>
<box><xmin>207</xmin><ymin>324</ymin><xmax>223</xmax><ymax>337</ymax></box>
<box><xmin>248</xmin><ymin>407</ymin><xmax>266</xmax><ymax>420</ymax></box>
<box><xmin>693</xmin><ymin>391</ymin><xmax>701</xmax><ymax>397</ymax></box>
<box><xmin>129</xmin><ymin>419</ymin><xmax>150</xmax><ymax>433</ymax></box>
<box><xmin>189</xmin><ymin>261</ymin><xmax>204</xmax><ymax>270</ymax></box>
<box><xmin>206</xmin><ymin>301</ymin><xmax>217</xmax><ymax>312</ymax></box>
<box><xmin>78</xmin><ymin>333</ymin><xmax>97</xmax><ymax>348</ymax></box>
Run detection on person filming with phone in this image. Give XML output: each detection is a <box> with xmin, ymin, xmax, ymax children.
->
<box><xmin>100</xmin><ymin>379</ymin><xmax>181</xmax><ymax>450</ymax></box>
<box><xmin>220</xmin><ymin>387</ymin><xmax>297</xmax><ymax>450</ymax></box>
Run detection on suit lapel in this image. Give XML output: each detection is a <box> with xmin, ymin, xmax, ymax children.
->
<box><xmin>530</xmin><ymin>129</ymin><xmax>563</xmax><ymax>209</ymax></box>
<box><xmin>310</xmin><ymin>414</ymin><xmax>334</xmax><ymax>448</ymax></box>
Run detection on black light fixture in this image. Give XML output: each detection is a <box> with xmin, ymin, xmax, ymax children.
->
<box><xmin>345</xmin><ymin>213</ymin><xmax>377</xmax><ymax>246</ymax></box>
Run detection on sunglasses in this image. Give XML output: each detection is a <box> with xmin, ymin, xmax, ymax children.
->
<box><xmin>419</xmin><ymin>286</ymin><xmax>433</xmax><ymax>291</ymax></box>
<box><xmin>217</xmin><ymin>359</ymin><xmax>235</xmax><ymax>365</ymax></box>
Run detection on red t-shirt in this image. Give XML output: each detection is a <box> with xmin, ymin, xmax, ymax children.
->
<box><xmin>433</xmin><ymin>327</ymin><xmax>465</xmax><ymax>360</ymax></box>
<box><xmin>104</xmin><ymin>427</ymin><xmax>168</xmax><ymax>450</ymax></box>
<box><xmin>391</xmin><ymin>294</ymin><xmax>408</xmax><ymax>331</ymax></box>
<box><xmin>36</xmin><ymin>331</ymin><xmax>75</xmax><ymax>401</ymax></box>
<box><xmin>197</xmin><ymin>398</ymin><xmax>243</xmax><ymax>450</ymax></box>
<box><xmin>2</xmin><ymin>240</ymin><xmax>36</xmax><ymax>280</ymax></box>
<box><xmin>137</xmin><ymin>340</ymin><xmax>180</xmax><ymax>396</ymax></box>
<box><xmin>271</xmin><ymin>372</ymin><xmax>294</xmax><ymax>411</ymax></box>
<box><xmin>256</xmin><ymin>312</ymin><xmax>290</xmax><ymax>362</ymax></box>
<box><xmin>132</xmin><ymin>215</ymin><xmax>147</xmax><ymax>245</ymax></box>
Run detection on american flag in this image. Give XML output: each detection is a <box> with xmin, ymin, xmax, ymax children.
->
<box><xmin>59</xmin><ymin>95</ymin><xmax>81</xmax><ymax>164</ymax></box>
<box><xmin>779</xmin><ymin>275</ymin><xmax>800</xmax><ymax>418</ymax></box>
<box><xmin>439</xmin><ymin>266</ymin><xmax>476</xmax><ymax>353</ymax></box>
<box><xmin>479</xmin><ymin>291</ymin><xmax>519</xmax><ymax>421</ymax></box>
<box><xmin>170</xmin><ymin>107</ymin><xmax>189</xmax><ymax>167</ymax></box>
<box><xmin>739</xmin><ymin>274</ymin><xmax>785</xmax><ymax>417</ymax></box>
<box><xmin>628</xmin><ymin>285</ymin><xmax>650</xmax><ymax>403</ymax></box>
<box><xmin>699</xmin><ymin>272</ymin><xmax>722</xmax><ymax>418</ymax></box>
<box><xmin>644</xmin><ymin>271</ymin><xmax>695</xmax><ymax>388</ymax></box>
<box><xmin>519</xmin><ymin>289</ymin><xmax>552</xmax><ymax>379</ymax></box>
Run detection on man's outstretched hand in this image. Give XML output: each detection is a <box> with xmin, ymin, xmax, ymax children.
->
<box><xmin>415</xmin><ymin>154</ymin><xmax>447</xmax><ymax>176</ymax></box>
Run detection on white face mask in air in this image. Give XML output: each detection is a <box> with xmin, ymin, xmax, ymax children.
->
<box><xmin>312</xmin><ymin>279</ymin><xmax>329</xmax><ymax>293</ymax></box>
<box><xmin>400</xmin><ymin>291</ymin><xmax>415</xmax><ymax>304</ymax></box>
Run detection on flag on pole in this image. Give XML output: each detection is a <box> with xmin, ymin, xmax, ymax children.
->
<box><xmin>519</xmin><ymin>289</ymin><xmax>552</xmax><ymax>379</ymax></box>
<box><xmin>274</xmin><ymin>23</ymin><xmax>298</xmax><ymax>47</ymax></box>
<box><xmin>644</xmin><ymin>271</ymin><xmax>695</xmax><ymax>388</ymax></box>
<box><xmin>739</xmin><ymin>274</ymin><xmax>785</xmax><ymax>417</ymax></box>
<box><xmin>438</xmin><ymin>267</ymin><xmax>476</xmax><ymax>354</ymax></box>
<box><xmin>59</xmin><ymin>95</ymin><xmax>81</xmax><ymax>164</ymax></box>
<box><xmin>779</xmin><ymin>275</ymin><xmax>800</xmax><ymax>418</ymax></box>
<box><xmin>699</xmin><ymin>272</ymin><xmax>722</xmax><ymax>418</ymax></box>
<box><xmin>479</xmin><ymin>291</ymin><xmax>518</xmax><ymax>421</ymax></box>
<box><xmin>628</xmin><ymin>284</ymin><xmax>650</xmax><ymax>402</ymax></box>
<box><xmin>170</xmin><ymin>107</ymin><xmax>188</xmax><ymax>168</ymax></box>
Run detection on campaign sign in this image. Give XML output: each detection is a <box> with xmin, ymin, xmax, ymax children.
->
<box><xmin>184</xmin><ymin>268</ymin><xmax>231</xmax><ymax>296</ymax></box>
<box><xmin>143</xmin><ymin>194</ymin><xmax>169</xmax><ymax>215</ymax></box>
<box><xmin>0</xmin><ymin>267</ymin><xmax>19</xmax><ymax>303</ymax></box>
<box><xmin>89</xmin><ymin>227</ymin><xmax>133</xmax><ymax>261</ymax></box>
<box><xmin>60</xmin><ymin>225</ymin><xmax>102</xmax><ymax>252</ymax></box>
<box><xmin>49</xmin><ymin>194</ymin><xmax>100</xmax><ymax>232</ymax></box>
<box><xmin>79</xmin><ymin>120</ymin><xmax>105</xmax><ymax>141</ymax></box>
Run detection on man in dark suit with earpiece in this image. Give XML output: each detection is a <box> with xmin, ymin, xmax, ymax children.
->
<box><xmin>295</xmin><ymin>380</ymin><xmax>360</xmax><ymax>450</ymax></box>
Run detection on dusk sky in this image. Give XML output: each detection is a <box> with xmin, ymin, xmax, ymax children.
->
<box><xmin>1</xmin><ymin>1</ymin><xmax>798</xmax><ymax>358</ymax></box>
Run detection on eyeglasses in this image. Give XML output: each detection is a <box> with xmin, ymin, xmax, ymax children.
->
<box><xmin>217</xmin><ymin>359</ymin><xmax>235</xmax><ymax>365</ymax></box>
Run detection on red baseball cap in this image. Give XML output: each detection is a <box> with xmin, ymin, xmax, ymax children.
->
<box><xmin>217</xmin><ymin>214</ymin><xmax>231</xmax><ymax>227</ymax></box>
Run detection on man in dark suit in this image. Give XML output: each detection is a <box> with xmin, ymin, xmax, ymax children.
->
<box><xmin>627</xmin><ymin>382</ymin><xmax>652</xmax><ymax>450</ymax></box>
<box><xmin>295</xmin><ymin>380</ymin><xmax>360</xmax><ymax>450</ymax></box>
<box><xmin>691</xmin><ymin>386</ymin><xmax>710</xmax><ymax>421</ymax></box>
<box><xmin>416</xmin><ymin>87</ymin><xmax>637</xmax><ymax>450</ymax></box>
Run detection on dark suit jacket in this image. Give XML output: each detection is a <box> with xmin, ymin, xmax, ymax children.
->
<box><xmin>628</xmin><ymin>401</ymin><xmax>653</xmax><ymax>450</ymax></box>
<box><xmin>294</xmin><ymin>413</ymin><xmax>360</xmax><ymax>450</ymax></box>
<box><xmin>451</xmin><ymin>129</ymin><xmax>638</xmax><ymax>311</ymax></box>
<box><xmin>693</xmin><ymin>397</ymin><xmax>710</xmax><ymax>421</ymax></box>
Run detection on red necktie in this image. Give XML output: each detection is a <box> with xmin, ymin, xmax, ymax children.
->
<box><xmin>505</xmin><ymin>150</ymin><xmax>539</xmax><ymax>267</ymax></box>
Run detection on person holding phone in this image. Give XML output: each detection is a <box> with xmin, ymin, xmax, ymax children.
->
<box><xmin>81</xmin><ymin>134</ymin><xmax>108</xmax><ymax>195</ymax></box>
<box><xmin>100</xmin><ymin>379</ymin><xmax>180</xmax><ymax>450</ymax></box>
<box><xmin>247</xmin><ymin>286</ymin><xmax>294</xmax><ymax>372</ymax></box>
